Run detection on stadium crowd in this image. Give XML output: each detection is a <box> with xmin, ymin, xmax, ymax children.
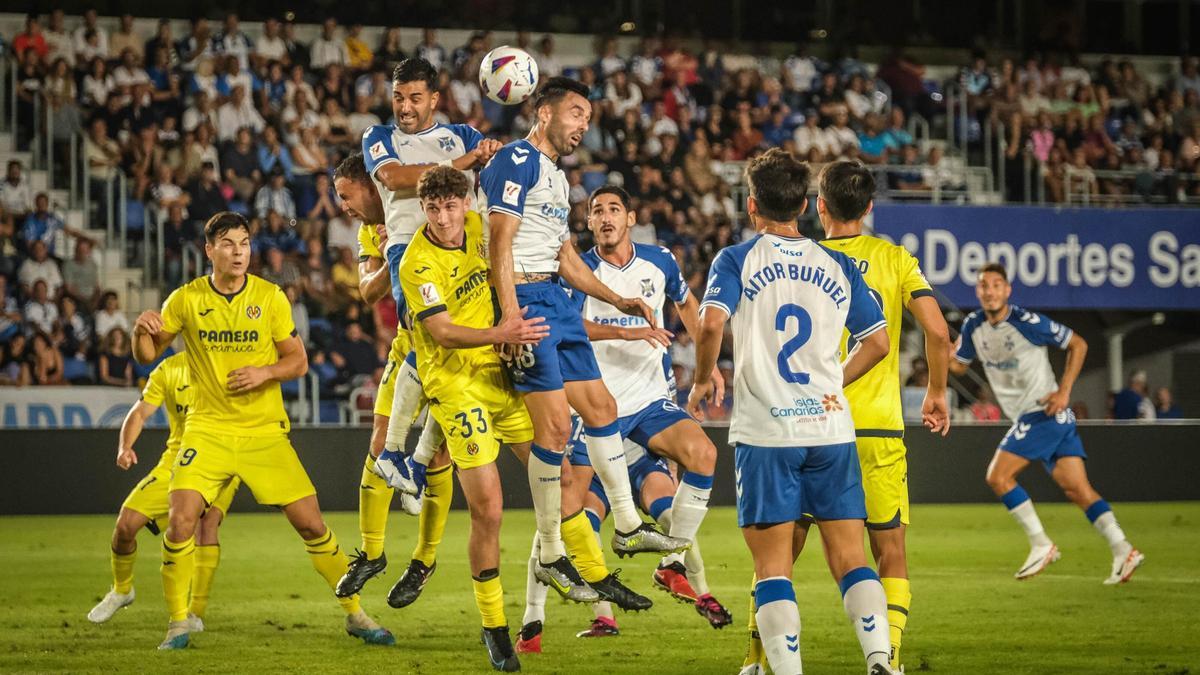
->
<box><xmin>1</xmin><ymin>11</ymin><xmax>1196</xmax><ymax>410</ymax></box>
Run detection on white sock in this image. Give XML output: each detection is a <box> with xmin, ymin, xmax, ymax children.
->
<box><xmin>755</xmin><ymin>577</ymin><xmax>802</xmax><ymax>675</ymax></box>
<box><xmin>412</xmin><ymin>414</ymin><xmax>443</xmax><ymax>466</ymax></box>
<box><xmin>527</xmin><ymin>444</ymin><xmax>565</xmax><ymax>561</ymax></box>
<box><xmin>522</xmin><ymin>532</ymin><xmax>548</xmax><ymax>626</ymax></box>
<box><xmin>1002</xmin><ymin>486</ymin><xmax>1052</xmax><ymax>547</ymax></box>
<box><xmin>839</xmin><ymin>568</ymin><xmax>891</xmax><ymax>670</ymax></box>
<box><xmin>384</xmin><ymin>355</ymin><xmax>423</xmax><ymax>451</ymax></box>
<box><xmin>656</xmin><ymin>509</ymin><xmax>684</xmax><ymax>568</ymax></box>
<box><xmin>1087</xmin><ymin>500</ymin><xmax>1131</xmax><ymax>556</ymax></box>
<box><xmin>668</xmin><ymin>472</ymin><xmax>711</xmax><ymax>544</ymax></box>
<box><xmin>685</xmin><ymin>537</ymin><xmax>709</xmax><ymax>596</ymax></box>
<box><xmin>584</xmin><ymin>423</ymin><xmax>641</xmax><ymax>533</ymax></box>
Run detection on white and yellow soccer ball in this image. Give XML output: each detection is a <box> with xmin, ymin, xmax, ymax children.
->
<box><xmin>479</xmin><ymin>46</ymin><xmax>539</xmax><ymax>105</ymax></box>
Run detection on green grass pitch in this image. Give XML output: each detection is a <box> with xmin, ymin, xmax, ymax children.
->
<box><xmin>1</xmin><ymin>503</ymin><xmax>1196</xmax><ymax>674</ymax></box>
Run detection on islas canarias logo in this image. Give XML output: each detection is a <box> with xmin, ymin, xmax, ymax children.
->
<box><xmin>246</xmin><ymin>305</ymin><xmax>262</xmax><ymax>320</ymax></box>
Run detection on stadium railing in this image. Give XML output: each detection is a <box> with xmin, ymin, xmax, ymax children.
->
<box><xmin>1062</xmin><ymin>164</ymin><xmax>1200</xmax><ymax>206</ymax></box>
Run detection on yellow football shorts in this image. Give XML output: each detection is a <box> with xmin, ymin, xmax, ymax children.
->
<box><xmin>856</xmin><ymin>436</ymin><xmax>909</xmax><ymax>529</ymax></box>
<box><xmin>428</xmin><ymin>367</ymin><xmax>533</xmax><ymax>470</ymax></box>
<box><xmin>170</xmin><ymin>429</ymin><xmax>316</xmax><ymax>507</ymax></box>
<box><xmin>123</xmin><ymin>450</ymin><xmax>240</xmax><ymax>528</ymax></box>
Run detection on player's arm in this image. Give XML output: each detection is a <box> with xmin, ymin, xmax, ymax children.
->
<box><xmin>1040</xmin><ymin>331</ymin><xmax>1087</xmax><ymax>415</ymax></box>
<box><xmin>373</xmin><ymin>141</ymin><xmax>502</xmax><ymax>192</ymax></box>
<box><xmin>116</xmin><ymin>400</ymin><xmax>158</xmax><ymax>470</ymax></box>
<box><xmin>908</xmin><ymin>295</ymin><xmax>951</xmax><ymax>435</ymax></box>
<box><xmin>582</xmin><ymin>318</ymin><xmax>673</xmax><ymax>347</ymax></box>
<box><xmin>558</xmin><ymin>241</ymin><xmax>656</xmax><ymax>327</ymax></box>
<box><xmin>358</xmin><ymin>254</ymin><xmax>391</xmax><ymax>305</ymax></box>
<box><xmin>421</xmin><ymin>307</ymin><xmax>548</xmax><ymax>349</ymax></box>
<box><xmin>132</xmin><ymin>310</ymin><xmax>177</xmax><ymax>365</ymax></box>
<box><xmin>686</xmin><ymin>305</ymin><xmax>726</xmax><ymax>420</ymax></box>
<box><xmin>843</xmin><ymin>327</ymin><xmax>890</xmax><ymax>386</ymax></box>
<box><xmin>948</xmin><ymin>314</ymin><xmax>978</xmax><ymax>376</ymax></box>
<box><xmin>487</xmin><ymin>210</ymin><xmax>522</xmax><ymax>321</ymax></box>
<box><xmin>228</xmin><ymin>334</ymin><xmax>309</xmax><ymax>392</ymax></box>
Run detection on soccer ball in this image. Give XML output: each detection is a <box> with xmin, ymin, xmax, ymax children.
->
<box><xmin>479</xmin><ymin>46</ymin><xmax>539</xmax><ymax>105</ymax></box>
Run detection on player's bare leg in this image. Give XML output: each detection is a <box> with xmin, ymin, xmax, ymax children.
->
<box><xmin>1049</xmin><ymin>457</ymin><xmax>1143</xmax><ymax>584</ymax></box>
<box><xmin>815</xmin><ymin>519</ymin><xmax>893</xmax><ymax>674</ymax></box>
<box><xmin>742</xmin><ymin>522</ymin><xmax>804</xmax><ymax>674</ymax></box>
<box><xmin>987</xmin><ymin>449</ymin><xmax>1059</xmax><ymax>579</ymax></box>
<box><xmin>158</xmin><ymin>489</ymin><xmax>206</xmax><ymax>649</ymax></box>
<box><xmin>281</xmin><ymin>495</ymin><xmax>394</xmax><ymax>646</ymax></box>
<box><xmin>868</xmin><ymin>525</ymin><xmax>910</xmax><ymax>669</ymax></box>
<box><xmin>89</xmin><ymin>508</ymin><xmax>149</xmax><ymax>623</ymax></box>
<box><xmin>188</xmin><ymin>504</ymin><xmax>227</xmax><ymax>632</ymax></box>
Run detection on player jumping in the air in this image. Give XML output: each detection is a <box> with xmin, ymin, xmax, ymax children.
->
<box><xmin>516</xmin><ymin>186</ymin><xmax>729</xmax><ymax>652</ymax></box>
<box><xmin>399</xmin><ymin>166</ymin><xmax>550</xmax><ymax>671</ymax></box>
<box><xmin>88</xmin><ymin>352</ymin><xmax>239</xmax><ymax>632</ymax></box>
<box><xmin>689</xmin><ymin>149</ymin><xmax>896</xmax><ymax>675</ymax></box>
<box><xmin>480</xmin><ymin>77</ymin><xmax>688</xmax><ymax>602</ymax></box>
<box><xmin>331</xmin><ymin>152</ymin><xmax>452</xmax><ymax>608</ymax></box>
<box><xmin>133</xmin><ymin>212</ymin><xmax>394</xmax><ymax>650</ymax></box>
<box><xmin>741</xmin><ymin>160</ymin><xmax>952</xmax><ymax>674</ymax></box>
<box><xmin>950</xmin><ymin>263</ymin><xmax>1144</xmax><ymax>584</ymax></box>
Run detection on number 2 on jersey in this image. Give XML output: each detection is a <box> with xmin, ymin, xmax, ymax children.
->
<box><xmin>775</xmin><ymin>304</ymin><xmax>812</xmax><ymax>384</ymax></box>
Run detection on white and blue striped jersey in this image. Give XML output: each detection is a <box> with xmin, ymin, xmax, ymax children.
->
<box><xmin>569</xmin><ymin>244</ymin><xmax>690</xmax><ymax>417</ymax></box>
<box><xmin>700</xmin><ymin>234</ymin><xmax>886</xmax><ymax>447</ymax></box>
<box><xmin>955</xmin><ymin>305</ymin><xmax>1073</xmax><ymax>420</ymax></box>
<box><xmin>361</xmin><ymin>122</ymin><xmax>484</xmax><ymax>253</ymax></box>
<box><xmin>479</xmin><ymin>139</ymin><xmax>570</xmax><ymax>274</ymax></box>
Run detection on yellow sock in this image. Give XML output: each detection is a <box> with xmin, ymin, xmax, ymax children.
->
<box><xmin>189</xmin><ymin>545</ymin><xmax>220</xmax><ymax>618</ymax></box>
<box><xmin>111</xmin><ymin>548</ymin><xmax>136</xmax><ymax>594</ymax></box>
<box><xmin>304</xmin><ymin>529</ymin><xmax>361</xmax><ymax>615</ymax></box>
<box><xmin>411</xmin><ymin>465</ymin><xmax>453</xmax><ymax>566</ymax></box>
<box><xmin>359</xmin><ymin>455</ymin><xmax>393</xmax><ymax>560</ymax></box>
<box><xmin>161</xmin><ymin>536</ymin><xmax>195</xmax><ymax>622</ymax></box>
<box><xmin>744</xmin><ymin>575</ymin><xmax>765</xmax><ymax>667</ymax></box>
<box><xmin>561</xmin><ymin>510</ymin><xmax>609</xmax><ymax>583</ymax></box>
<box><xmin>472</xmin><ymin>569</ymin><xmax>506</xmax><ymax>629</ymax></box>
<box><xmin>882</xmin><ymin>577</ymin><xmax>912</xmax><ymax>668</ymax></box>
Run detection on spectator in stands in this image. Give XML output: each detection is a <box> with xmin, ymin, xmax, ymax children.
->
<box><xmin>97</xmin><ymin>326</ymin><xmax>134</xmax><ymax>387</ymax></box>
<box><xmin>257</xmin><ymin>125</ymin><xmax>295</xmax><ymax>181</ymax></box>
<box><xmin>300</xmin><ymin>238</ymin><xmax>336</xmax><ymax>316</ymax></box>
<box><xmin>23</xmin><ymin>280</ymin><xmax>59</xmax><ymax>335</ymax></box>
<box><xmin>217</xmin><ymin>86</ymin><xmax>266</xmax><ymax>141</ymax></box>
<box><xmin>330</xmin><ymin>245</ymin><xmax>361</xmax><ymax>306</ymax></box>
<box><xmin>890</xmin><ymin>144</ymin><xmax>928</xmax><ymax>191</ymax></box>
<box><xmin>17</xmin><ymin>241</ymin><xmax>62</xmax><ymax>298</ymax></box>
<box><xmin>857</xmin><ymin>113</ymin><xmax>890</xmax><ymax>164</ymax></box>
<box><xmin>1113</xmin><ymin>370</ymin><xmax>1156</xmax><ymax>419</ymax></box>
<box><xmin>93</xmin><ymin>291</ymin><xmax>129</xmax><ymax>341</ymax></box>
<box><xmin>0</xmin><ymin>333</ymin><xmax>31</xmax><ymax>386</ymax></box>
<box><xmin>255</xmin><ymin>169</ymin><xmax>297</xmax><ymax>221</ymax></box>
<box><xmin>1</xmin><ymin>161</ymin><xmax>32</xmax><ymax>221</ymax></box>
<box><xmin>84</xmin><ymin>117</ymin><xmax>121</xmax><ymax>226</ymax></box>
<box><xmin>58</xmin><ymin>293</ymin><xmax>92</xmax><ymax>358</ymax></box>
<box><xmin>1154</xmin><ymin>386</ymin><xmax>1182</xmax><ymax>419</ymax></box>
<box><xmin>73</xmin><ymin>8</ymin><xmax>109</xmax><ymax>62</ymax></box>
<box><xmin>12</xmin><ymin>14</ymin><xmax>49</xmax><ymax>63</ymax></box>
<box><xmin>970</xmin><ymin>385</ymin><xmax>1003</xmax><ymax>421</ymax></box>
<box><xmin>261</xmin><ymin>245</ymin><xmax>302</xmax><ymax>289</ymax></box>
<box><xmin>61</xmin><ymin>239</ymin><xmax>100</xmax><ymax>307</ymax></box>
<box><xmin>328</xmin><ymin>322</ymin><xmax>377</xmax><ymax>384</ymax></box>
<box><xmin>185</xmin><ymin>162</ymin><xmax>229</xmax><ymax>224</ymax></box>
<box><xmin>44</xmin><ymin>10</ymin><xmax>74</xmax><ymax>69</ymax></box>
<box><xmin>29</xmin><ymin>331</ymin><xmax>64</xmax><ymax>386</ymax></box>
<box><xmin>254</xmin><ymin>209</ymin><xmax>302</xmax><ymax>256</ymax></box>
<box><xmin>375</xmin><ymin>27</ymin><xmax>406</xmax><ymax>71</ymax></box>
<box><xmin>113</xmin><ymin>49</ymin><xmax>151</xmax><ymax>103</ymax></box>
<box><xmin>303</xmin><ymin>173</ymin><xmax>340</xmax><ymax>224</ymax></box>
<box><xmin>161</xmin><ymin>204</ymin><xmax>194</xmax><ymax>287</ymax></box>
<box><xmin>0</xmin><ymin>276</ymin><xmax>21</xmax><ymax>343</ymax></box>
<box><xmin>310</xmin><ymin>18</ymin><xmax>348</xmax><ymax>70</ymax></box>
<box><xmin>221</xmin><ymin>127</ymin><xmax>261</xmax><ymax>202</ymax></box>
<box><xmin>149</xmin><ymin>164</ymin><xmax>190</xmax><ymax>222</ymax></box>
<box><xmin>1177</xmin><ymin>57</ymin><xmax>1200</xmax><ymax>97</ymax></box>
<box><xmin>0</xmin><ymin>216</ymin><xmax>20</xmax><ymax>281</ymax></box>
<box><xmin>214</xmin><ymin>13</ymin><xmax>254</xmax><ymax>71</ymax></box>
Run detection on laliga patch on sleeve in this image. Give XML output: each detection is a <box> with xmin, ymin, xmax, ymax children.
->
<box><xmin>369</xmin><ymin>140</ymin><xmax>388</xmax><ymax>161</ymax></box>
<box><xmin>502</xmin><ymin>180</ymin><xmax>522</xmax><ymax>206</ymax></box>
<box><xmin>419</xmin><ymin>282</ymin><xmax>441</xmax><ymax>305</ymax></box>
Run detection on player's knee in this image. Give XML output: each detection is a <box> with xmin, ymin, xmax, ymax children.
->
<box><xmin>293</xmin><ymin>521</ymin><xmax>327</xmax><ymax>541</ymax></box>
<box><xmin>470</xmin><ymin>497</ymin><xmax>503</xmax><ymax>530</ymax></box>
<box><xmin>113</xmin><ymin>519</ymin><xmax>140</xmax><ymax>549</ymax></box>
<box><xmin>985</xmin><ymin>469</ymin><xmax>1014</xmax><ymax>494</ymax></box>
<box><xmin>681</xmin><ymin>437</ymin><xmax>717</xmax><ymax>475</ymax></box>
<box><xmin>167</xmin><ymin>511</ymin><xmax>199</xmax><ymax>541</ymax></box>
<box><xmin>541</xmin><ymin>419</ymin><xmax>572</xmax><ymax>452</ymax></box>
<box><xmin>197</xmin><ymin>510</ymin><xmax>224</xmax><ymax>544</ymax></box>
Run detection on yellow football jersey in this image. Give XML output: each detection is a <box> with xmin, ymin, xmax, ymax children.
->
<box><xmin>357</xmin><ymin>222</ymin><xmax>383</xmax><ymax>262</ymax></box>
<box><xmin>399</xmin><ymin>211</ymin><xmax>499</xmax><ymax>398</ymax></box>
<box><xmin>161</xmin><ymin>274</ymin><xmax>296</xmax><ymax>437</ymax></box>
<box><xmin>821</xmin><ymin>234</ymin><xmax>933</xmax><ymax>434</ymax></box>
<box><xmin>139</xmin><ymin>351</ymin><xmax>192</xmax><ymax>455</ymax></box>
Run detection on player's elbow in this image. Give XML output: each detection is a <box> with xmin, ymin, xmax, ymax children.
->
<box><xmin>926</xmin><ymin>319</ymin><xmax>951</xmax><ymax>348</ymax></box>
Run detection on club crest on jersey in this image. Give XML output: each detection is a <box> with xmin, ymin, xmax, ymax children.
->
<box><xmin>640</xmin><ymin>278</ymin><xmax>654</xmax><ymax>298</ymax></box>
<box><xmin>438</xmin><ymin>135</ymin><xmax>455</xmax><ymax>152</ymax></box>
<box><xmin>466</xmin><ymin>442</ymin><xmax>480</xmax><ymax>456</ymax></box>
<box><xmin>245</xmin><ymin>305</ymin><xmax>262</xmax><ymax>320</ymax></box>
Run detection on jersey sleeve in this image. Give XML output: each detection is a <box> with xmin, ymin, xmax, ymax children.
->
<box><xmin>699</xmin><ymin>247</ymin><xmax>743</xmax><ymax>317</ymax></box>
<box><xmin>954</xmin><ymin>313</ymin><xmax>979</xmax><ymax>363</ymax></box>
<box><xmin>357</xmin><ymin>224</ymin><xmax>382</xmax><ymax>261</ymax></box>
<box><xmin>899</xmin><ymin>248</ymin><xmax>934</xmax><ymax>305</ymax></box>
<box><xmin>362</xmin><ymin>125</ymin><xmax>400</xmax><ymax>177</ymax></box>
<box><xmin>160</xmin><ymin>287</ymin><xmax>186</xmax><ymax>335</ymax></box>
<box><xmin>269</xmin><ymin>285</ymin><xmax>298</xmax><ymax>341</ymax></box>
<box><xmin>445</xmin><ymin>124</ymin><xmax>484</xmax><ymax>152</ymax></box>
<box><xmin>400</xmin><ymin>249</ymin><xmax>448</xmax><ymax>322</ymax></box>
<box><xmin>651</xmin><ymin>246</ymin><xmax>689</xmax><ymax>304</ymax></box>
<box><xmin>1011</xmin><ymin>308</ymin><xmax>1074</xmax><ymax>349</ymax></box>
<box><xmin>840</xmin><ymin>255</ymin><xmax>887</xmax><ymax>340</ymax></box>
<box><xmin>479</xmin><ymin>143</ymin><xmax>540</xmax><ymax>219</ymax></box>
<box><xmin>141</xmin><ymin>362</ymin><xmax>167</xmax><ymax>407</ymax></box>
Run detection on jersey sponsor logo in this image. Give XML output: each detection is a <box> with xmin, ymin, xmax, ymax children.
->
<box><xmin>450</xmin><ymin>266</ymin><xmax>459</xmax><ymax>278</ymax></box>
<box><xmin>453</xmin><ymin>269</ymin><xmax>488</xmax><ymax>300</ymax></box>
<box><xmin>176</xmin><ymin>385</ymin><xmax>189</xmax><ymax>391</ymax></box>
<box><xmin>199</xmin><ymin>308</ymin><xmax>214</xmax><ymax>316</ymax></box>
<box><xmin>704</xmin><ymin>286</ymin><xmax>721</xmax><ymax>297</ymax></box>
<box><xmin>245</xmin><ymin>305</ymin><xmax>261</xmax><ymax>320</ymax></box>
<box><xmin>197</xmin><ymin>329</ymin><xmax>259</xmax><ymax>353</ymax></box>
<box><xmin>770</xmin><ymin>239</ymin><xmax>807</xmax><ymax>259</ymax></box>
<box><xmin>768</xmin><ymin>397</ymin><xmax>832</xmax><ymax>420</ymax></box>
<box><xmin>502</xmin><ymin>180</ymin><xmax>522</xmax><ymax>205</ymax></box>
<box><xmin>1019</xmin><ymin>311</ymin><xmax>1040</xmax><ymax>324</ymax></box>
<box><xmin>590</xmin><ymin>315</ymin><xmax>648</xmax><ymax>327</ymax></box>
<box><xmin>419</xmin><ymin>282</ymin><xmax>441</xmax><ymax>305</ymax></box>
<box><xmin>414</xmin><ymin>265</ymin><xmax>431</xmax><ymax>274</ymax></box>
<box><xmin>511</xmin><ymin>146</ymin><xmax>530</xmax><ymax>165</ymax></box>
<box><xmin>640</xmin><ymin>278</ymin><xmax>654</xmax><ymax>298</ymax></box>
<box><xmin>822</xmin><ymin>394</ymin><xmax>843</xmax><ymax>412</ymax></box>
<box><xmin>540</xmin><ymin>203</ymin><xmax>569</xmax><ymax>222</ymax></box>
<box><xmin>368</xmin><ymin>140</ymin><xmax>388</xmax><ymax>161</ymax></box>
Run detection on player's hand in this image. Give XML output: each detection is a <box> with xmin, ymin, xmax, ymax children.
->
<box><xmin>709</xmin><ymin>366</ymin><xmax>725</xmax><ymax>408</ymax></box>
<box><xmin>133</xmin><ymin>310</ymin><xmax>164</xmax><ymax>337</ymax></box>
<box><xmin>493</xmin><ymin>306</ymin><xmax>549</xmax><ymax>345</ymax></box>
<box><xmin>227</xmin><ymin>366</ymin><xmax>271</xmax><ymax>393</ymax></box>
<box><xmin>687</xmin><ymin>379</ymin><xmax>716</xmax><ymax>421</ymax></box>
<box><xmin>625</xmin><ymin>326</ymin><xmax>674</xmax><ymax>349</ymax></box>
<box><xmin>116</xmin><ymin>446</ymin><xmax>137</xmax><ymax>470</ymax></box>
<box><xmin>475</xmin><ymin>139</ymin><xmax>503</xmax><ymax>164</ymax></box>
<box><xmin>921</xmin><ymin>391</ymin><xmax>951</xmax><ymax>436</ymax></box>
<box><xmin>375</xmin><ymin>222</ymin><xmax>387</xmax><ymax>247</ymax></box>
<box><xmin>614</xmin><ymin>297</ymin><xmax>657</xmax><ymax>329</ymax></box>
<box><xmin>1038</xmin><ymin>388</ymin><xmax>1070</xmax><ymax>416</ymax></box>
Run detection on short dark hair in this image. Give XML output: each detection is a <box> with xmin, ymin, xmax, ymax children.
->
<box><xmin>818</xmin><ymin>160</ymin><xmax>875</xmax><ymax>222</ymax></box>
<box><xmin>333</xmin><ymin>152</ymin><xmax>371</xmax><ymax>185</ymax></box>
<box><xmin>588</xmin><ymin>185</ymin><xmax>632</xmax><ymax>212</ymax></box>
<box><xmin>417</xmin><ymin>165</ymin><xmax>472</xmax><ymax>202</ymax></box>
<box><xmin>392</xmin><ymin>57</ymin><xmax>438</xmax><ymax>91</ymax></box>
<box><xmin>204</xmin><ymin>211</ymin><xmax>250</xmax><ymax>243</ymax></box>
<box><xmin>744</xmin><ymin>148</ymin><xmax>811</xmax><ymax>222</ymax></box>
<box><xmin>979</xmin><ymin>262</ymin><xmax>1008</xmax><ymax>281</ymax></box>
<box><xmin>532</xmin><ymin>76</ymin><xmax>590</xmax><ymax>111</ymax></box>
